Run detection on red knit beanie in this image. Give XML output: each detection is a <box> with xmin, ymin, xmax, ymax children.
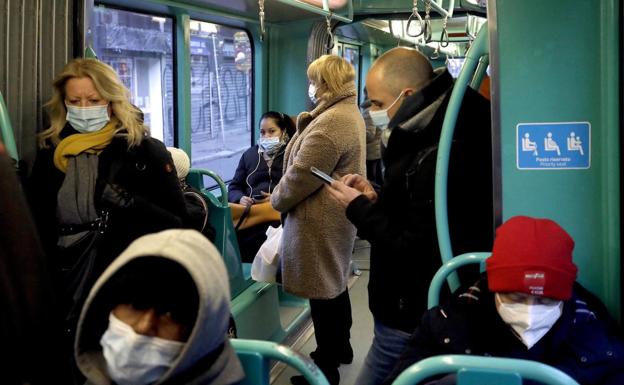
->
<box><xmin>486</xmin><ymin>216</ymin><xmax>578</xmax><ymax>300</ymax></box>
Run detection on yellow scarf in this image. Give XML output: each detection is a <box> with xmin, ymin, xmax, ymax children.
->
<box><xmin>53</xmin><ymin>119</ymin><xmax>118</xmax><ymax>173</ymax></box>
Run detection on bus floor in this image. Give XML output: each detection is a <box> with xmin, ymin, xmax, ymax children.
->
<box><xmin>273</xmin><ymin>238</ymin><xmax>373</xmax><ymax>385</ymax></box>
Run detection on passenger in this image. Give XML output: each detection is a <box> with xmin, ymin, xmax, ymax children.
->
<box><xmin>74</xmin><ymin>229</ymin><xmax>244</xmax><ymax>385</ymax></box>
<box><xmin>325</xmin><ymin>47</ymin><xmax>493</xmax><ymax>385</ymax></box>
<box><xmin>271</xmin><ymin>54</ymin><xmax>366</xmax><ymax>385</ymax></box>
<box><xmin>228</xmin><ymin>111</ymin><xmax>295</xmax><ymax>262</ymax></box>
<box><xmin>0</xmin><ymin>147</ymin><xmax>65</xmax><ymax>384</ymax></box>
<box><xmin>167</xmin><ymin>147</ymin><xmax>217</xmax><ymax>242</ymax></box>
<box><xmin>361</xmin><ymin>89</ymin><xmax>383</xmax><ymax>187</ymax></box>
<box><xmin>384</xmin><ymin>216</ymin><xmax>624</xmax><ymax>385</ymax></box>
<box><xmin>27</xmin><ymin>58</ymin><xmax>188</xmax><ymax>380</ymax></box>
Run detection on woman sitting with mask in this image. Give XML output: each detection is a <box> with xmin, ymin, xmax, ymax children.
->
<box><xmin>228</xmin><ymin>111</ymin><xmax>295</xmax><ymax>262</ymax></box>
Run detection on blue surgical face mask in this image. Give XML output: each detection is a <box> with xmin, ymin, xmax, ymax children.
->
<box><xmin>308</xmin><ymin>84</ymin><xmax>318</xmax><ymax>105</ymax></box>
<box><xmin>100</xmin><ymin>313</ymin><xmax>184</xmax><ymax>385</ymax></box>
<box><xmin>258</xmin><ymin>136</ymin><xmax>283</xmax><ymax>155</ymax></box>
<box><xmin>66</xmin><ymin>104</ymin><xmax>110</xmax><ymax>133</ymax></box>
<box><xmin>367</xmin><ymin>91</ymin><xmax>405</xmax><ymax>129</ymax></box>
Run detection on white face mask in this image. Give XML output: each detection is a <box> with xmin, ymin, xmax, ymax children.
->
<box><xmin>495</xmin><ymin>293</ymin><xmax>563</xmax><ymax>349</ymax></box>
<box><xmin>367</xmin><ymin>91</ymin><xmax>405</xmax><ymax>129</ymax></box>
<box><xmin>66</xmin><ymin>104</ymin><xmax>110</xmax><ymax>133</ymax></box>
<box><xmin>308</xmin><ymin>84</ymin><xmax>318</xmax><ymax>105</ymax></box>
<box><xmin>258</xmin><ymin>136</ymin><xmax>283</xmax><ymax>155</ymax></box>
<box><xmin>100</xmin><ymin>313</ymin><xmax>185</xmax><ymax>385</ymax></box>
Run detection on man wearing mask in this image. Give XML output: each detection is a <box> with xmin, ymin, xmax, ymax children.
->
<box><xmin>74</xmin><ymin>229</ymin><xmax>244</xmax><ymax>385</ymax></box>
<box><xmin>326</xmin><ymin>47</ymin><xmax>494</xmax><ymax>385</ymax></box>
<box><xmin>384</xmin><ymin>216</ymin><xmax>624</xmax><ymax>385</ymax></box>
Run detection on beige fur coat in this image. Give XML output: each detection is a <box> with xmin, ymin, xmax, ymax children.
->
<box><xmin>271</xmin><ymin>82</ymin><xmax>365</xmax><ymax>299</ymax></box>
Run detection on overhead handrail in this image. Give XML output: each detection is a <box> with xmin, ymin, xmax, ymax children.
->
<box><xmin>405</xmin><ymin>0</ymin><xmax>424</xmax><ymax>37</ymax></box>
<box><xmin>428</xmin><ymin>0</ymin><xmax>455</xmax><ymax>19</ymax></box>
<box><xmin>258</xmin><ymin>0</ymin><xmax>266</xmax><ymax>42</ymax></box>
<box><xmin>0</xmin><ymin>91</ymin><xmax>18</xmax><ymax>162</ymax></box>
<box><xmin>434</xmin><ymin>22</ymin><xmax>489</xmax><ymax>292</ymax></box>
<box><xmin>440</xmin><ymin>16</ymin><xmax>450</xmax><ymax>47</ymax></box>
<box><xmin>423</xmin><ymin>0</ymin><xmax>433</xmax><ymax>42</ymax></box>
<box><xmin>273</xmin><ymin>0</ymin><xmax>353</xmax><ymax>24</ymax></box>
<box><xmin>392</xmin><ymin>355</ymin><xmax>580</xmax><ymax>385</ymax></box>
<box><xmin>324</xmin><ymin>12</ymin><xmax>335</xmax><ymax>51</ymax></box>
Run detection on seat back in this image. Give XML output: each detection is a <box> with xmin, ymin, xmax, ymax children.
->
<box><xmin>427</xmin><ymin>252</ymin><xmax>489</xmax><ymax>309</ymax></box>
<box><xmin>391</xmin><ymin>355</ymin><xmax>580</xmax><ymax>385</ymax></box>
<box><xmin>187</xmin><ymin>168</ymin><xmax>249</xmax><ymax>297</ymax></box>
<box><xmin>231</xmin><ymin>339</ymin><xmax>329</xmax><ymax>385</ymax></box>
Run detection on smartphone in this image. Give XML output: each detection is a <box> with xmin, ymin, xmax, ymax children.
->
<box><xmin>252</xmin><ymin>194</ymin><xmax>265</xmax><ymax>201</ymax></box>
<box><xmin>310</xmin><ymin>166</ymin><xmax>335</xmax><ymax>185</ymax></box>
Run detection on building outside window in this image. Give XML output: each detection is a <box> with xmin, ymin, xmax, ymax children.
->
<box><xmin>189</xmin><ymin>20</ymin><xmax>252</xmax><ymax>182</ymax></box>
<box><xmin>93</xmin><ymin>7</ymin><xmax>253</xmax><ymax>183</ymax></box>
<box><xmin>93</xmin><ymin>7</ymin><xmax>174</xmax><ymax>146</ymax></box>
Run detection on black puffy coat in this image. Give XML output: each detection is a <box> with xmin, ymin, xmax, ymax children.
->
<box><xmin>385</xmin><ymin>277</ymin><xmax>624</xmax><ymax>385</ymax></box>
<box><xmin>228</xmin><ymin>145</ymin><xmax>285</xmax><ymax>203</ymax></box>
<box><xmin>346</xmin><ymin>69</ymin><xmax>494</xmax><ymax>333</ymax></box>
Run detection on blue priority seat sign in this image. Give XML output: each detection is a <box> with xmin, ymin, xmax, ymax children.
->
<box><xmin>516</xmin><ymin>122</ymin><xmax>591</xmax><ymax>170</ymax></box>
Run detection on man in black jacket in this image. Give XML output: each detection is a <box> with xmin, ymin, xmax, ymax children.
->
<box><xmin>327</xmin><ymin>47</ymin><xmax>494</xmax><ymax>385</ymax></box>
<box><xmin>384</xmin><ymin>216</ymin><xmax>624</xmax><ymax>385</ymax></box>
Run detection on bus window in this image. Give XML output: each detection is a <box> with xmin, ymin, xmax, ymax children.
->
<box><xmin>93</xmin><ymin>6</ymin><xmax>174</xmax><ymax>145</ymax></box>
<box><xmin>188</xmin><ymin>20</ymin><xmax>252</xmax><ymax>183</ymax></box>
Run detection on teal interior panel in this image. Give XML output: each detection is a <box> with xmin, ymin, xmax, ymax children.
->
<box><xmin>267</xmin><ymin>20</ymin><xmax>315</xmax><ymax>117</ymax></box>
<box><xmin>492</xmin><ymin>0</ymin><xmax>620</xmax><ymax>318</ymax></box>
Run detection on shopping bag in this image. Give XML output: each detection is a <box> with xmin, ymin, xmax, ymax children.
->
<box><xmin>251</xmin><ymin>225</ymin><xmax>282</xmax><ymax>283</ymax></box>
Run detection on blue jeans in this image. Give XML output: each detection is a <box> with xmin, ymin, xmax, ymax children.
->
<box><xmin>355</xmin><ymin>319</ymin><xmax>412</xmax><ymax>385</ymax></box>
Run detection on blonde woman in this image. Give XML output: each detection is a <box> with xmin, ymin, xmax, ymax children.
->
<box><xmin>271</xmin><ymin>55</ymin><xmax>365</xmax><ymax>385</ymax></box>
<box><xmin>27</xmin><ymin>58</ymin><xmax>187</xmax><ymax>377</ymax></box>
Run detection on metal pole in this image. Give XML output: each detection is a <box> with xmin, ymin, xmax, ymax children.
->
<box><xmin>212</xmin><ymin>34</ymin><xmax>225</xmax><ymax>146</ymax></box>
<box><xmin>434</xmin><ymin>22</ymin><xmax>489</xmax><ymax>292</ymax></box>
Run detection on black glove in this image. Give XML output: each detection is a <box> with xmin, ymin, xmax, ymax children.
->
<box><xmin>100</xmin><ymin>183</ymin><xmax>134</xmax><ymax>209</ymax></box>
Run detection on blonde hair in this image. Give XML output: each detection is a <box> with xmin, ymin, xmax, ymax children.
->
<box><xmin>307</xmin><ymin>55</ymin><xmax>355</xmax><ymax>101</ymax></box>
<box><xmin>39</xmin><ymin>58</ymin><xmax>147</xmax><ymax>148</ymax></box>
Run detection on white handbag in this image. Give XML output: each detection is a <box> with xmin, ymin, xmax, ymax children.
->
<box><xmin>250</xmin><ymin>225</ymin><xmax>282</xmax><ymax>283</ymax></box>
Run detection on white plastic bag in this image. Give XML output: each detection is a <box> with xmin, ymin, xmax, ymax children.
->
<box><xmin>251</xmin><ymin>225</ymin><xmax>282</xmax><ymax>283</ymax></box>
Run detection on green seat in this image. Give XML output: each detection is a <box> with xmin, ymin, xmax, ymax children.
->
<box><xmin>232</xmin><ymin>339</ymin><xmax>329</xmax><ymax>385</ymax></box>
<box><xmin>427</xmin><ymin>252</ymin><xmax>490</xmax><ymax>309</ymax></box>
<box><xmin>187</xmin><ymin>168</ymin><xmax>250</xmax><ymax>297</ymax></box>
<box><xmin>391</xmin><ymin>355</ymin><xmax>579</xmax><ymax>385</ymax></box>
<box><xmin>187</xmin><ymin>168</ymin><xmax>310</xmax><ymax>343</ymax></box>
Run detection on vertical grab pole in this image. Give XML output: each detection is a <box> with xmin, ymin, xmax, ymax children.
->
<box><xmin>434</xmin><ymin>22</ymin><xmax>489</xmax><ymax>292</ymax></box>
<box><xmin>0</xmin><ymin>92</ymin><xmax>19</xmax><ymax>162</ymax></box>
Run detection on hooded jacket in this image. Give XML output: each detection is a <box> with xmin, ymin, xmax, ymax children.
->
<box><xmin>346</xmin><ymin>69</ymin><xmax>494</xmax><ymax>332</ymax></box>
<box><xmin>74</xmin><ymin>229</ymin><xmax>244</xmax><ymax>385</ymax></box>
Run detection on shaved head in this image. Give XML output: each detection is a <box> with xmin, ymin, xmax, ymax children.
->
<box><xmin>365</xmin><ymin>47</ymin><xmax>434</xmax><ymax>120</ymax></box>
<box><xmin>373</xmin><ymin>47</ymin><xmax>434</xmax><ymax>94</ymax></box>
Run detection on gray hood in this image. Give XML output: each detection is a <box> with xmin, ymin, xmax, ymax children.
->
<box><xmin>75</xmin><ymin>229</ymin><xmax>244</xmax><ymax>385</ymax></box>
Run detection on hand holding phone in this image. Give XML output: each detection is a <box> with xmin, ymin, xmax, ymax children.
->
<box><xmin>310</xmin><ymin>167</ymin><xmax>335</xmax><ymax>185</ymax></box>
